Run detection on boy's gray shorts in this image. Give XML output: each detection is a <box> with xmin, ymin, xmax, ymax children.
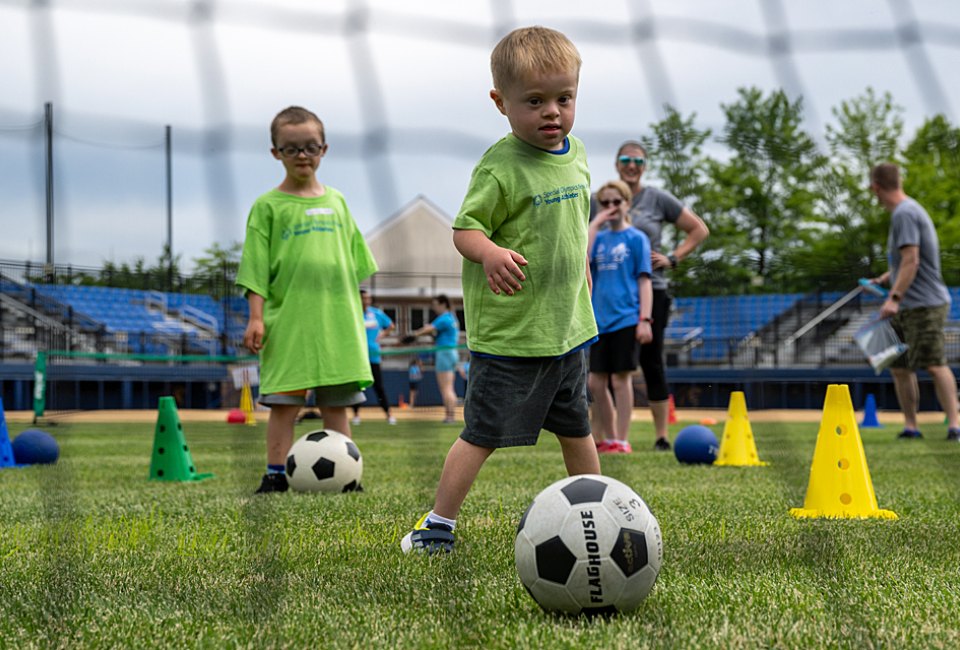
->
<box><xmin>460</xmin><ymin>351</ymin><xmax>591</xmax><ymax>448</ymax></box>
<box><xmin>259</xmin><ymin>383</ymin><xmax>366</xmax><ymax>408</ymax></box>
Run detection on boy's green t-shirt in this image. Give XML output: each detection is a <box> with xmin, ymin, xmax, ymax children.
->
<box><xmin>454</xmin><ymin>134</ymin><xmax>598</xmax><ymax>357</ymax></box>
<box><xmin>236</xmin><ymin>187</ymin><xmax>377</xmax><ymax>394</ymax></box>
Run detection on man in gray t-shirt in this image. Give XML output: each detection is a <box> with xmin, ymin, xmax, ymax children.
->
<box><xmin>870</xmin><ymin>162</ymin><xmax>959</xmax><ymax>441</ymax></box>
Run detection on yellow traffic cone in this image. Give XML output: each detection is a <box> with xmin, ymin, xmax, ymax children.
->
<box><xmin>790</xmin><ymin>384</ymin><xmax>897</xmax><ymax>520</ymax></box>
<box><xmin>713</xmin><ymin>391</ymin><xmax>768</xmax><ymax>467</ymax></box>
<box><xmin>239</xmin><ymin>380</ymin><xmax>256</xmax><ymax>425</ymax></box>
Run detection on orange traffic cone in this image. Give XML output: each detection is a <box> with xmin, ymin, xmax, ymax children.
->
<box><xmin>790</xmin><ymin>384</ymin><xmax>897</xmax><ymax>520</ymax></box>
<box><xmin>398</xmin><ymin>393</ymin><xmax>408</xmax><ymax>410</ymax></box>
<box><xmin>667</xmin><ymin>394</ymin><xmax>678</xmax><ymax>425</ymax></box>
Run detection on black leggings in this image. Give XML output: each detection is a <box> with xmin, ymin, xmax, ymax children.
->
<box><xmin>352</xmin><ymin>362</ymin><xmax>391</xmax><ymax>415</ymax></box>
<box><xmin>639</xmin><ymin>289</ymin><xmax>671</xmax><ymax>402</ymax></box>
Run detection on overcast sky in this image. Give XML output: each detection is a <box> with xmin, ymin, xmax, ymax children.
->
<box><xmin>1</xmin><ymin>0</ymin><xmax>958</xmax><ymax>272</ymax></box>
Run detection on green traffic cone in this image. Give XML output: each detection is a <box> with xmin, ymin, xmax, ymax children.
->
<box><xmin>149</xmin><ymin>396</ymin><xmax>213</xmax><ymax>482</ymax></box>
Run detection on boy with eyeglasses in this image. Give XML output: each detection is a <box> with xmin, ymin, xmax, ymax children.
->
<box><xmin>401</xmin><ymin>26</ymin><xmax>600</xmax><ymax>554</ymax></box>
<box><xmin>237</xmin><ymin>106</ymin><xmax>378</xmax><ymax>494</ymax></box>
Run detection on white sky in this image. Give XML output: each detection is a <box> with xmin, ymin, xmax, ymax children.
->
<box><xmin>0</xmin><ymin>0</ymin><xmax>958</xmax><ymax>271</ymax></box>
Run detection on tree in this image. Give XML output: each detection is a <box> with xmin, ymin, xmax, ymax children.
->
<box><xmin>643</xmin><ymin>106</ymin><xmax>719</xmax><ymax>296</ymax></box>
<box><xmin>810</xmin><ymin>88</ymin><xmax>904</xmax><ymax>287</ymax></box>
<box><xmin>187</xmin><ymin>241</ymin><xmax>243</xmax><ymax>298</ymax></box>
<box><xmin>705</xmin><ymin>87</ymin><xmax>825</xmax><ymax>293</ymax></box>
<box><xmin>902</xmin><ymin>115</ymin><xmax>960</xmax><ymax>285</ymax></box>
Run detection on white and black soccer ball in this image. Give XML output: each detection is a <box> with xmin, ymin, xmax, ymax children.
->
<box><xmin>515</xmin><ymin>474</ymin><xmax>662</xmax><ymax>616</ymax></box>
<box><xmin>285</xmin><ymin>429</ymin><xmax>363</xmax><ymax>493</ymax></box>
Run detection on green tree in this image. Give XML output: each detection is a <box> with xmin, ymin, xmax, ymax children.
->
<box><xmin>902</xmin><ymin>114</ymin><xmax>960</xmax><ymax>285</ymax></box>
<box><xmin>187</xmin><ymin>241</ymin><xmax>243</xmax><ymax>298</ymax></box>
<box><xmin>643</xmin><ymin>106</ymin><xmax>720</xmax><ymax>296</ymax></box>
<box><xmin>705</xmin><ymin>87</ymin><xmax>825</xmax><ymax>293</ymax></box>
<box><xmin>806</xmin><ymin>88</ymin><xmax>904</xmax><ymax>288</ymax></box>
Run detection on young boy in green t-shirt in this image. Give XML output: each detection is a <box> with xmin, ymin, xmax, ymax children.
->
<box><xmin>401</xmin><ymin>27</ymin><xmax>601</xmax><ymax>553</ymax></box>
<box><xmin>237</xmin><ymin>106</ymin><xmax>378</xmax><ymax>495</ymax></box>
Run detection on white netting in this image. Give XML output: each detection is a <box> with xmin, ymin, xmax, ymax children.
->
<box><xmin>0</xmin><ymin>0</ymin><xmax>957</xmax><ymax>268</ymax></box>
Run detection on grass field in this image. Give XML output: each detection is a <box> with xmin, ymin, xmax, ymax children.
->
<box><xmin>1</xmin><ymin>414</ymin><xmax>959</xmax><ymax>649</ymax></box>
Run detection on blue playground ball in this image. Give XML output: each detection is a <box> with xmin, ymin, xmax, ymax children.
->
<box><xmin>674</xmin><ymin>425</ymin><xmax>718</xmax><ymax>465</ymax></box>
<box><xmin>11</xmin><ymin>429</ymin><xmax>60</xmax><ymax>465</ymax></box>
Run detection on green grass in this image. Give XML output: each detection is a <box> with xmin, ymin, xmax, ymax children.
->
<box><xmin>1</xmin><ymin>417</ymin><xmax>959</xmax><ymax>649</ymax></box>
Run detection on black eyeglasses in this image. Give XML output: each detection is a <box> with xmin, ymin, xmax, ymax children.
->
<box><xmin>618</xmin><ymin>155</ymin><xmax>645</xmax><ymax>166</ymax></box>
<box><xmin>599</xmin><ymin>198</ymin><xmax>624</xmax><ymax>207</ymax></box>
<box><xmin>277</xmin><ymin>143</ymin><xmax>325</xmax><ymax>158</ymax></box>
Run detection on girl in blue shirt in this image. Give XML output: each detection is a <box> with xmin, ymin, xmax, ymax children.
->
<box><xmin>587</xmin><ymin>180</ymin><xmax>653</xmax><ymax>453</ymax></box>
<box><xmin>409</xmin><ymin>294</ymin><xmax>461</xmax><ymax>423</ymax></box>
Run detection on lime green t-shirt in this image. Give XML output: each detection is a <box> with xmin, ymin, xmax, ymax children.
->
<box><xmin>236</xmin><ymin>187</ymin><xmax>377</xmax><ymax>394</ymax></box>
<box><xmin>453</xmin><ymin>135</ymin><xmax>597</xmax><ymax>357</ymax></box>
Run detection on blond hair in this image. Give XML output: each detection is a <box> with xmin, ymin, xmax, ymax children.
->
<box><xmin>490</xmin><ymin>26</ymin><xmax>581</xmax><ymax>92</ymax></box>
<box><xmin>270</xmin><ymin>106</ymin><xmax>325</xmax><ymax>147</ymax></box>
<box><xmin>597</xmin><ymin>180</ymin><xmax>633</xmax><ymax>223</ymax></box>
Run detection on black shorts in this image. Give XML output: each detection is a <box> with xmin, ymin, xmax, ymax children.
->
<box><xmin>460</xmin><ymin>351</ymin><xmax>592</xmax><ymax>448</ymax></box>
<box><xmin>589</xmin><ymin>325</ymin><xmax>639</xmax><ymax>374</ymax></box>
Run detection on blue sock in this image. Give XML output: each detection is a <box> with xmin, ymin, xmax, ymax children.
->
<box><xmin>267</xmin><ymin>464</ymin><xmax>285</xmax><ymax>475</ymax></box>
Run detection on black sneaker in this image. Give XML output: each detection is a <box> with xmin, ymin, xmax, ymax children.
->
<box><xmin>654</xmin><ymin>437</ymin><xmax>672</xmax><ymax>451</ymax></box>
<box><xmin>897</xmin><ymin>428</ymin><xmax>923</xmax><ymax>439</ymax></box>
<box><xmin>947</xmin><ymin>428</ymin><xmax>960</xmax><ymax>441</ymax></box>
<box><xmin>254</xmin><ymin>473</ymin><xmax>289</xmax><ymax>494</ymax></box>
<box><xmin>400</xmin><ymin>512</ymin><xmax>455</xmax><ymax>554</ymax></box>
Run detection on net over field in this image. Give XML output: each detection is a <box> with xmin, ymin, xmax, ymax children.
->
<box><xmin>1</xmin><ymin>1</ymin><xmax>958</xmax><ymax>266</ymax></box>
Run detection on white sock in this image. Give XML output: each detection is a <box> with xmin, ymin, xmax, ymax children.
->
<box><xmin>426</xmin><ymin>511</ymin><xmax>457</xmax><ymax>531</ymax></box>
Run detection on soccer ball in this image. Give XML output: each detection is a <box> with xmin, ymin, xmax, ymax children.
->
<box><xmin>515</xmin><ymin>474</ymin><xmax>662</xmax><ymax>615</ymax></box>
<box><xmin>285</xmin><ymin>429</ymin><xmax>363</xmax><ymax>493</ymax></box>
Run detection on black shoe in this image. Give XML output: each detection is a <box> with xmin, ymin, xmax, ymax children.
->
<box><xmin>254</xmin><ymin>473</ymin><xmax>289</xmax><ymax>494</ymax></box>
<box><xmin>947</xmin><ymin>428</ymin><xmax>960</xmax><ymax>441</ymax></box>
<box><xmin>653</xmin><ymin>437</ymin><xmax>671</xmax><ymax>451</ymax></box>
<box><xmin>897</xmin><ymin>428</ymin><xmax>923</xmax><ymax>439</ymax></box>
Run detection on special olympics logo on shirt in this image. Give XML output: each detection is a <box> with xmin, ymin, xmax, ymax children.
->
<box><xmin>533</xmin><ymin>194</ymin><xmax>543</xmax><ymax>207</ymax></box>
<box><xmin>281</xmin><ymin>228</ymin><xmax>292</xmax><ymax>240</ymax></box>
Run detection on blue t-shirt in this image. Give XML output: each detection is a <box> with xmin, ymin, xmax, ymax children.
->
<box><xmin>590</xmin><ymin>228</ymin><xmax>652</xmax><ymax>334</ymax></box>
<box><xmin>363</xmin><ymin>306</ymin><xmax>393</xmax><ymax>364</ymax></box>
<box><xmin>432</xmin><ymin>311</ymin><xmax>459</xmax><ymax>348</ymax></box>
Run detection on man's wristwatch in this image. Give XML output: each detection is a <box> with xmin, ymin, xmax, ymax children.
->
<box><xmin>890</xmin><ymin>291</ymin><xmax>902</xmax><ymax>303</ymax></box>
<box><xmin>667</xmin><ymin>253</ymin><xmax>678</xmax><ymax>269</ymax></box>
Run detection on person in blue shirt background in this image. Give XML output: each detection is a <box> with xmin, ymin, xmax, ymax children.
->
<box><xmin>408</xmin><ymin>294</ymin><xmax>461</xmax><ymax>423</ymax></box>
<box><xmin>587</xmin><ymin>180</ymin><xmax>653</xmax><ymax>454</ymax></box>
<box><xmin>352</xmin><ymin>289</ymin><xmax>397</xmax><ymax>425</ymax></box>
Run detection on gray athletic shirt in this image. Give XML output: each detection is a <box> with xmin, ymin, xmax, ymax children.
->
<box><xmin>888</xmin><ymin>197</ymin><xmax>951</xmax><ymax>309</ymax></box>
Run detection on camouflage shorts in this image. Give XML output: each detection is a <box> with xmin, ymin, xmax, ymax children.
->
<box><xmin>890</xmin><ymin>303</ymin><xmax>948</xmax><ymax>369</ymax></box>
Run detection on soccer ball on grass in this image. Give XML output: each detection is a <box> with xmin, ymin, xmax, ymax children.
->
<box><xmin>515</xmin><ymin>474</ymin><xmax>662</xmax><ymax>615</ymax></box>
<box><xmin>285</xmin><ymin>429</ymin><xmax>363</xmax><ymax>493</ymax></box>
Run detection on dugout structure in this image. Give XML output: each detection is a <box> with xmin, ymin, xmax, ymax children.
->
<box><xmin>30</xmin><ymin>350</ymin><xmax>256</xmax><ymax>422</ymax></box>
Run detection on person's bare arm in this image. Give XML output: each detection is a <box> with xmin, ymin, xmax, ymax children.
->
<box><xmin>453</xmin><ymin>229</ymin><xmax>528</xmax><ymax>296</ymax></box>
<box><xmin>243</xmin><ymin>292</ymin><xmax>266</xmax><ymax>352</ymax></box>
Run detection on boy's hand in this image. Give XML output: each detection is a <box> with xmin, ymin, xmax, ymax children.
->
<box><xmin>482</xmin><ymin>246</ymin><xmax>528</xmax><ymax>295</ymax></box>
<box><xmin>243</xmin><ymin>319</ymin><xmax>265</xmax><ymax>352</ymax></box>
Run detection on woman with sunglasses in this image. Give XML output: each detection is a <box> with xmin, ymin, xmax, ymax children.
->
<box><xmin>600</xmin><ymin>140</ymin><xmax>709</xmax><ymax>451</ymax></box>
<box><xmin>587</xmin><ymin>180</ymin><xmax>654</xmax><ymax>454</ymax></box>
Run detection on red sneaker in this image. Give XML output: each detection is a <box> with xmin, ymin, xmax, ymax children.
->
<box><xmin>596</xmin><ymin>440</ymin><xmax>618</xmax><ymax>453</ymax></box>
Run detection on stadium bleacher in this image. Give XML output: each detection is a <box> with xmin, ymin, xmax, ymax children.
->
<box><xmin>29</xmin><ymin>284</ymin><xmax>248</xmax><ymax>355</ymax></box>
